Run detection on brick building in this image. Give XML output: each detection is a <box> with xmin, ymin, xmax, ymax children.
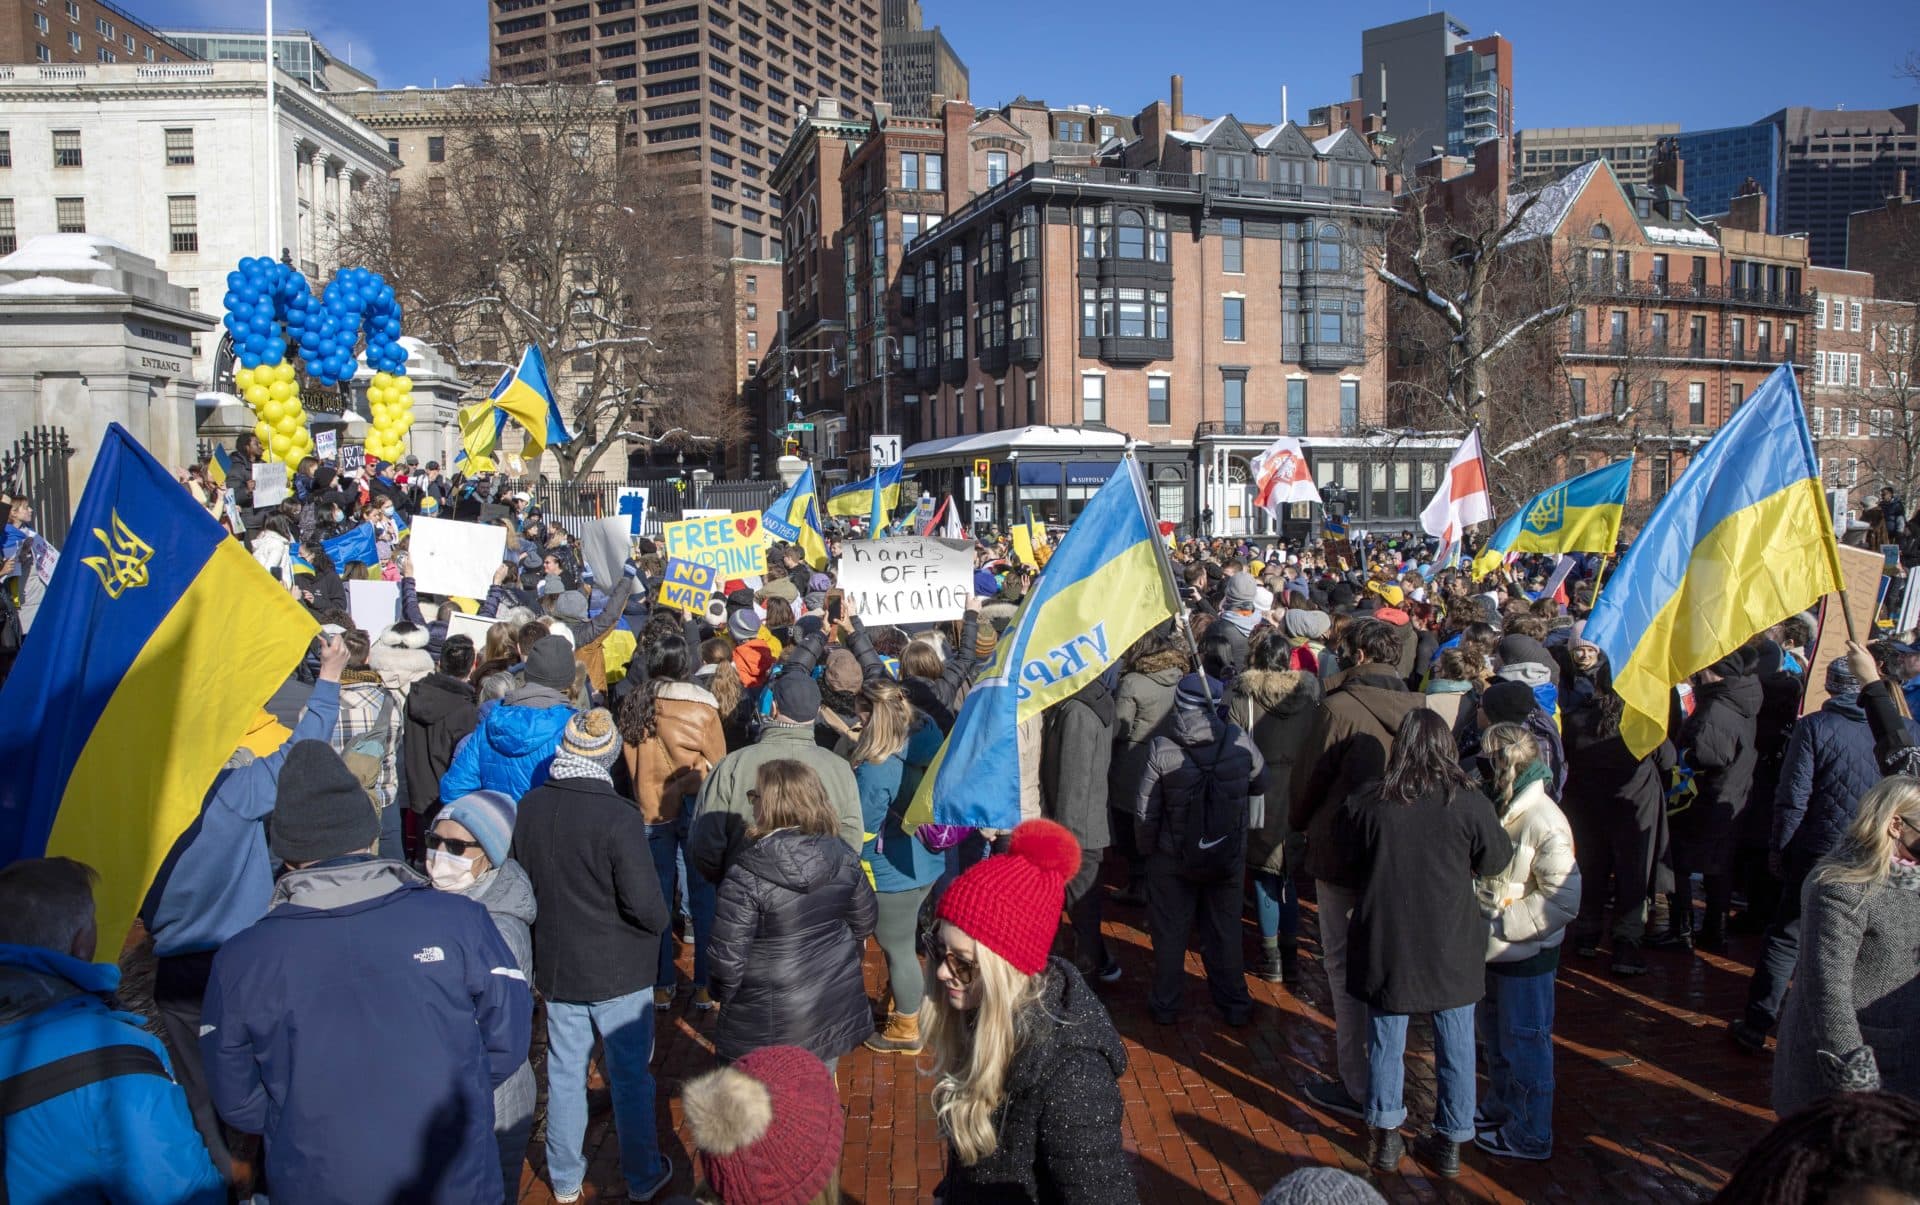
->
<box><xmin>1805</xmin><ymin>263</ymin><xmax>1920</xmax><ymax>503</ymax></box>
<box><xmin>1847</xmin><ymin>184</ymin><xmax>1919</xmax><ymax>303</ymax></box>
<box><xmin>0</xmin><ymin>0</ymin><xmax>189</xmax><ymax>67</ymax></box>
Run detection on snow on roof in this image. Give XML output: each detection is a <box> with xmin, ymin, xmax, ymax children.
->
<box><xmin>1312</xmin><ymin>132</ymin><xmax>1347</xmax><ymax>154</ymax></box>
<box><xmin>1501</xmin><ymin>159</ymin><xmax>1606</xmax><ymax>246</ymax></box>
<box><xmin>903</xmin><ymin>424</ymin><xmax>1130</xmax><ymax>462</ymax></box>
<box><xmin>1643</xmin><ymin>223</ymin><xmax>1720</xmax><ymax>249</ymax></box>
<box><xmin>1166</xmin><ymin>115</ymin><xmax>1227</xmax><ymax>145</ymax></box>
<box><xmin>0</xmin><ymin>275</ymin><xmax>122</xmax><ymax>297</ymax></box>
<box><xmin>1253</xmin><ymin>122</ymin><xmax>1301</xmax><ymax>150</ymax></box>
<box><xmin>0</xmin><ymin>233</ymin><xmax>136</xmax><ymax>273</ymax></box>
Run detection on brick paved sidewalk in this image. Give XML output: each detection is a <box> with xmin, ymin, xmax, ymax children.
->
<box><xmin>514</xmin><ymin>875</ymin><xmax>1776</xmax><ymax>1204</ymax></box>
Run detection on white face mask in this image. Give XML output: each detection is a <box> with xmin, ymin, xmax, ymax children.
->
<box><xmin>426</xmin><ymin>848</ymin><xmax>479</xmax><ymax>892</ymax></box>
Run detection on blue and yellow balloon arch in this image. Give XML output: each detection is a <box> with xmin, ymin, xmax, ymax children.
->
<box><xmin>221</xmin><ymin>257</ymin><xmax>415</xmax><ymax>467</ymax></box>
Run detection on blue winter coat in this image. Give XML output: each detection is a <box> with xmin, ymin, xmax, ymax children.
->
<box><xmin>439</xmin><ymin>684</ymin><xmax>576</xmax><ymax>804</ymax></box>
<box><xmin>858</xmin><ymin>720</ymin><xmax>945</xmax><ymax>893</ymax></box>
<box><xmin>0</xmin><ymin>944</ymin><xmax>223</xmax><ymax>1205</ymax></box>
<box><xmin>1773</xmin><ymin>695</ymin><xmax>1920</xmax><ymax>863</ymax></box>
<box><xmin>201</xmin><ymin>858</ymin><xmax>533</xmax><ymax>1205</ymax></box>
<box><xmin>145</xmin><ymin>681</ymin><xmax>342</xmax><ymax>958</ymax></box>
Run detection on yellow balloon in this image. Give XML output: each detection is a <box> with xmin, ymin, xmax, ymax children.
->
<box><xmin>274</xmin><ymin>413</ymin><xmax>298</xmax><ymax>434</ymax></box>
<box><xmin>269</xmin><ymin>380</ymin><xmax>293</xmax><ymax>402</ymax></box>
<box><xmin>395</xmin><ymin>393</ymin><xmax>413</xmax><ymax>412</ymax></box>
<box><xmin>235</xmin><ymin>367</ymin><xmax>256</xmax><ymax>391</ymax></box>
<box><xmin>244</xmin><ymin>385</ymin><xmax>269</xmax><ymax>407</ymax></box>
<box><xmin>270</xmin><ymin>432</ymin><xmax>293</xmax><ymax>455</ymax></box>
<box><xmin>254</xmin><ymin>421</ymin><xmax>274</xmax><ymax>445</ymax></box>
<box><xmin>277</xmin><ymin>361</ymin><xmax>296</xmax><ymax>384</ymax></box>
<box><xmin>394</xmin><ymin>376</ymin><xmax>413</xmax><ymax>395</ymax></box>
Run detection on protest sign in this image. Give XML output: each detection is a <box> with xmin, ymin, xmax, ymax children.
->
<box><xmin>580</xmin><ymin>516</ymin><xmax>633</xmax><ymax>592</ymax></box>
<box><xmin>1901</xmin><ymin>567</ymin><xmax>1920</xmax><ymax>638</ymax></box>
<box><xmin>662</xmin><ymin>510</ymin><xmax>767</xmax><ymax>579</ymax></box>
<box><xmin>347</xmin><ymin>578</ymin><xmax>401</xmax><ymax>639</ymax></box>
<box><xmin>837</xmin><ymin>537</ymin><xmax>973</xmax><ymax>624</ymax></box>
<box><xmin>657</xmin><ymin>557</ymin><xmax>719</xmax><ymax>613</ymax></box>
<box><xmin>251</xmin><ymin>461</ymin><xmax>288</xmax><ymax>508</ymax></box>
<box><xmin>1806</xmin><ymin>543</ymin><xmax>1888</xmax><ymax>712</ymax></box>
<box><xmin>409</xmin><ymin>515</ymin><xmax>507</xmax><ymax>599</ymax></box>
<box><xmin>616</xmin><ymin>487</ymin><xmax>650</xmax><ymax>536</ymax></box>
<box><xmin>314</xmin><ymin>429</ymin><xmax>338</xmax><ymax>460</ymax></box>
<box><xmin>445</xmin><ymin>610</ymin><xmax>497</xmax><ymax>648</ymax></box>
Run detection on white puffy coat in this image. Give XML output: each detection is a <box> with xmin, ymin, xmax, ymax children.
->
<box><xmin>1475</xmin><ymin>776</ymin><xmax>1583</xmax><ymax>964</ymax></box>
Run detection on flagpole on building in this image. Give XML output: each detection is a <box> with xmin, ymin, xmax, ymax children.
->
<box><xmin>265</xmin><ymin>0</ymin><xmax>278</xmax><ymax>257</ymax></box>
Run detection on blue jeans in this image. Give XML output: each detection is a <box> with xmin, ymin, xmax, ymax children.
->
<box><xmin>648</xmin><ymin>813</ymin><xmax>716</xmax><ymax>989</ymax></box>
<box><xmin>1477</xmin><ymin>967</ymin><xmax>1556</xmax><ymax>1155</ymax></box>
<box><xmin>544</xmin><ymin>990</ymin><xmax>663</xmax><ymax>1197</ymax></box>
<box><xmin>1367</xmin><ymin>1004</ymin><xmax>1477</xmax><ymax>1142</ymax></box>
<box><xmin>1252</xmin><ymin>870</ymin><xmax>1297</xmax><ymax>943</ymax></box>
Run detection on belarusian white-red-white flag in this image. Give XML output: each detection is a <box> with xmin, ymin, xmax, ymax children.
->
<box><xmin>1250</xmin><ymin>436</ymin><xmax>1322</xmax><ymax>520</ymax></box>
<box><xmin>920</xmin><ymin>494</ymin><xmax>967</xmax><ymax>540</ymax></box>
<box><xmin>1420</xmin><ymin>428</ymin><xmax>1492</xmax><ymax>545</ymax></box>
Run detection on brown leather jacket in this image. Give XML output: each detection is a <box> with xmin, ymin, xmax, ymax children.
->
<box><xmin>624</xmin><ymin>681</ymin><xmax>728</xmax><ymax>824</ymax></box>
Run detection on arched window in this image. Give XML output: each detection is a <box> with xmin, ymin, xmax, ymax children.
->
<box><xmin>1589</xmin><ymin>222</ymin><xmax>1612</xmax><ymax>241</ymax></box>
<box><xmin>1116</xmin><ymin>209</ymin><xmax>1146</xmax><ymax>259</ymax></box>
<box><xmin>1316</xmin><ymin>223</ymin><xmax>1343</xmax><ymax>271</ymax></box>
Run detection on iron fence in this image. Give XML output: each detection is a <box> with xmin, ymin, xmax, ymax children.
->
<box><xmin>0</xmin><ymin>426</ymin><xmax>75</xmax><ymax>545</ymax></box>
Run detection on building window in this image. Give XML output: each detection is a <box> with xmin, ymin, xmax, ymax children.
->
<box><xmin>986</xmin><ymin>150</ymin><xmax>1008</xmax><ymax>187</ymax></box>
<box><xmin>167</xmin><ymin>195</ymin><xmax>197</xmax><ymax>253</ymax></box>
<box><xmin>1851</xmin><ymin>302</ymin><xmax>1863</xmax><ymax>333</ymax></box>
<box><xmin>1080</xmin><ymin>287</ymin><xmax>1097</xmax><ymax>338</ymax></box>
<box><xmin>1649</xmin><ymin>380</ymin><xmax>1669</xmax><ymax>418</ymax></box>
<box><xmin>1730</xmin><ymin>318</ymin><xmax>1745</xmax><ymax>355</ymax></box>
<box><xmin>1315</xmin><ymin>223</ymin><xmax>1342</xmax><ymax>271</ymax></box>
<box><xmin>1287</xmin><ymin>378</ymin><xmax>1306</xmax><ymax>432</ymax></box>
<box><xmin>745</xmin><ymin>330</ymin><xmax>758</xmax><ymax>352</ymax></box>
<box><xmin>1815</xmin><ymin>297</ymin><xmax>1828</xmax><ymax>329</ymax></box>
<box><xmin>386</xmin><ymin>137</ymin><xmax>401</xmax><ymax>158</ymax></box>
<box><xmin>1612</xmin><ymin>378</ymin><xmax>1629</xmax><ymax>412</ymax></box>
<box><xmin>67</xmin><ymin>30</ymin><xmax>79</xmax><ymax>51</ymax></box>
<box><xmin>1148</xmin><ymin>376</ymin><xmax>1170</xmax><ymax>425</ymax></box>
<box><xmin>1081</xmin><ymin>374</ymin><xmax>1104</xmax><ymax>424</ymax></box>
<box><xmin>427</xmin><ymin>136</ymin><xmax>446</xmax><ymax>163</ymax></box>
<box><xmin>924</xmin><ymin>152</ymin><xmax>943</xmax><ymax>191</ymax></box>
<box><xmin>1151</xmin><ymin>290</ymin><xmax>1169</xmax><ymax>339</ymax></box>
<box><xmin>164</xmin><ymin>127</ymin><xmax>193</xmax><ymax>166</ymax></box>
<box><xmin>746</xmin><ymin>274</ymin><xmax>757</xmax><ymax>293</ymax></box>
<box><xmin>1316</xmin><ymin>304</ymin><xmax>1343</xmax><ymax>345</ymax></box>
<box><xmin>1116</xmin><ymin>210</ymin><xmax>1145</xmax><ymax>259</ymax></box>
<box><xmin>1813</xmin><ymin>406</ymin><xmax>1825</xmax><ymax>436</ymax></box>
<box><xmin>1609</xmin><ymin>310</ymin><xmax>1627</xmax><ymax>354</ymax></box>
<box><xmin>1755</xmin><ymin>320</ymin><xmax>1771</xmax><ymax>358</ymax></box>
<box><xmin>0</xmin><ymin>199</ymin><xmax>14</xmax><ymax>256</ymax></box>
<box><xmin>900</xmin><ymin>152</ymin><xmax>918</xmax><ymax>190</ymax></box>
<box><xmin>1221</xmin><ymin>217</ymin><xmax>1243</xmax><ymax>273</ymax></box>
<box><xmin>1689</xmin><ymin>315</ymin><xmax>1707</xmax><ymax>356</ymax></box>
<box><xmin>1222</xmin><ymin>373</ymin><xmax>1246</xmax><ymax>428</ymax></box>
<box><xmin>1339</xmin><ymin>380</ymin><xmax>1359</xmax><ymax>431</ymax></box>
<box><xmin>1568</xmin><ymin>309</ymin><xmax>1586</xmax><ymax>352</ymax></box>
<box><xmin>1650</xmin><ymin>312</ymin><xmax>1669</xmax><ymax>351</ymax></box>
<box><xmin>52</xmin><ymin>130</ymin><xmax>81</xmax><ymax>168</ymax></box>
<box><xmin>34</xmin><ymin>43</ymin><xmax>50</xmax><ymax>62</ymax></box>
<box><xmin>1223</xmin><ymin>296</ymin><xmax>1244</xmax><ymax>342</ymax></box>
<box><xmin>1027</xmin><ymin>375</ymin><xmax>1039</xmax><ymax>425</ymax></box>
<box><xmin>1688</xmin><ymin>381</ymin><xmax>1705</xmax><ymax>425</ymax></box>
<box><xmin>1784</xmin><ymin>323</ymin><xmax>1797</xmax><ymax>361</ymax></box>
<box><xmin>1651</xmin><ymin>456</ymin><xmax>1671</xmax><ymax>497</ymax></box>
<box><xmin>1568</xmin><ymin>377</ymin><xmax>1587</xmax><ymax>417</ymax></box>
<box><xmin>1117</xmin><ymin>289</ymin><xmax>1147</xmax><ymax>338</ymax></box>
<box><xmin>900</xmin><ymin>333</ymin><xmax>917</xmax><ymax>369</ymax></box>
<box><xmin>55</xmin><ymin>196</ymin><xmax>85</xmax><ymax>233</ymax></box>
<box><xmin>0</xmin><ymin>132</ymin><xmax>9</xmax><ymax>168</ymax></box>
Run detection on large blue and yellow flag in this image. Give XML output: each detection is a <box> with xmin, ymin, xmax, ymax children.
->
<box><xmin>825</xmin><ymin>462</ymin><xmax>903</xmax><ymax>519</ymax></box>
<box><xmin>1470</xmin><ymin>458</ymin><xmax>1633</xmax><ymax>578</ymax></box>
<box><xmin>1585</xmin><ymin>364</ymin><xmax>1840</xmax><ymax>757</ymax></box>
<box><xmin>454</xmin><ymin>397</ymin><xmax>507</xmax><ymax>474</ymax></box>
<box><xmin>904</xmin><ymin>459</ymin><xmax>1179</xmax><ymax>830</ymax></box>
<box><xmin>322</xmin><ymin>521</ymin><xmax>379</xmax><ymax>569</ymax></box>
<box><xmin>0</xmin><ymin>425</ymin><xmax>317</xmax><ymax>945</ymax></box>
<box><xmin>490</xmin><ymin>345</ymin><xmax>571</xmax><ymax>459</ymax></box>
<box><xmin>763</xmin><ymin>463</ymin><xmax>829</xmax><ymax>570</ymax></box>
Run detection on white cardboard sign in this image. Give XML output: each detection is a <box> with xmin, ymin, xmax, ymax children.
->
<box><xmin>409</xmin><ymin>515</ymin><xmax>507</xmax><ymax>599</ymax></box>
<box><xmin>445</xmin><ymin>610</ymin><xmax>499</xmax><ymax>649</ymax></box>
<box><xmin>251</xmin><ymin>461</ymin><xmax>288</xmax><ymax>507</ymax></box>
<box><xmin>837</xmin><ymin>537</ymin><xmax>973</xmax><ymax>624</ymax></box>
<box><xmin>347</xmin><ymin>578</ymin><xmax>401</xmax><ymax>640</ymax></box>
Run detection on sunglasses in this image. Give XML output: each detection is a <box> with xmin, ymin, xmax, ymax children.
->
<box><xmin>426</xmin><ymin>834</ymin><xmax>483</xmax><ymax>857</ymax></box>
<box><xmin>927</xmin><ymin>937</ymin><xmax>979</xmax><ymax>987</ymax></box>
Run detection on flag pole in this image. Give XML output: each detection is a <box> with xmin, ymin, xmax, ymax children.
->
<box><xmin>1127</xmin><ymin>449</ymin><xmax>1215</xmax><ymax>711</ymax></box>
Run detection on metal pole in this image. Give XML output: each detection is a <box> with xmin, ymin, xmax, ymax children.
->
<box><xmin>265</xmin><ymin>0</ymin><xmax>278</xmax><ymax>256</ymax></box>
<box><xmin>879</xmin><ymin>335</ymin><xmax>889</xmax><ymax>437</ymax></box>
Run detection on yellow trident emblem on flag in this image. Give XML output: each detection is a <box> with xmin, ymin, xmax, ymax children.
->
<box><xmin>81</xmin><ymin>510</ymin><xmax>155</xmax><ymax>599</ymax></box>
<box><xmin>1523</xmin><ymin>487</ymin><xmax>1566</xmax><ymax>536</ymax></box>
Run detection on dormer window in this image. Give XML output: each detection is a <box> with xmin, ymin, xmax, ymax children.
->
<box><xmin>1589</xmin><ymin>222</ymin><xmax>1612</xmax><ymax>241</ymax></box>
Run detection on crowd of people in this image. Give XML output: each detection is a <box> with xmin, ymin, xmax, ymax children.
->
<box><xmin>4</xmin><ymin>436</ymin><xmax>1920</xmax><ymax>1204</ymax></box>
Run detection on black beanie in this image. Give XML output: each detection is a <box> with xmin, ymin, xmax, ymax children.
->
<box><xmin>269</xmin><ymin>741</ymin><xmax>380</xmax><ymax>864</ymax></box>
<box><xmin>525</xmin><ymin>635</ymin><xmax>577</xmax><ymax>690</ymax></box>
<box><xmin>1481</xmin><ymin>679</ymin><xmax>1538</xmax><ymax>725</ymax></box>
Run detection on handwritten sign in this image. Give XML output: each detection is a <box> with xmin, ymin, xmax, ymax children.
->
<box><xmin>314</xmin><ymin>428</ymin><xmax>338</xmax><ymax>460</ymax></box>
<box><xmin>837</xmin><ymin>537</ymin><xmax>973</xmax><ymax>624</ymax></box>
<box><xmin>409</xmin><ymin>515</ymin><xmax>507</xmax><ymax>599</ymax></box>
<box><xmin>657</xmin><ymin>557</ymin><xmax>719</xmax><ymax>613</ymax></box>
<box><xmin>251</xmin><ymin>461</ymin><xmax>288</xmax><ymax>508</ymax></box>
<box><xmin>662</xmin><ymin>510</ymin><xmax>767</xmax><ymax>579</ymax></box>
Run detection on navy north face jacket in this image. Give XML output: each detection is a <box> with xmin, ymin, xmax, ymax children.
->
<box><xmin>1773</xmin><ymin>695</ymin><xmax>1920</xmax><ymax>863</ymax></box>
<box><xmin>201</xmin><ymin>858</ymin><xmax>532</xmax><ymax>1205</ymax></box>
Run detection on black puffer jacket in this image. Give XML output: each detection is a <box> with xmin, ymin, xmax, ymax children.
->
<box><xmin>1131</xmin><ymin>706</ymin><xmax>1266</xmax><ymax>861</ymax></box>
<box><xmin>707</xmin><ymin>828</ymin><xmax>876</xmax><ymax>1062</ymax></box>
<box><xmin>1672</xmin><ymin>667</ymin><xmax>1764</xmax><ymax>871</ymax></box>
<box><xmin>402</xmin><ymin>672</ymin><xmax>478</xmax><ymax>813</ymax></box>
<box><xmin>1042</xmin><ymin>676</ymin><xmax>1116</xmax><ymax>852</ymax></box>
<box><xmin>936</xmin><ymin>959</ymin><xmax>1139</xmax><ymax>1205</ymax></box>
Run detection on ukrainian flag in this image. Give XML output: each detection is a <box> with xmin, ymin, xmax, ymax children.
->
<box><xmin>1471</xmin><ymin>459</ymin><xmax>1633</xmax><ymax>579</ymax></box>
<box><xmin>763</xmin><ymin>464</ymin><xmax>829</xmax><ymax>570</ymax></box>
<box><xmin>207</xmin><ymin>445</ymin><xmax>231</xmax><ymax>487</ymax></box>
<box><xmin>490</xmin><ymin>345</ymin><xmax>571</xmax><ymax>459</ymax></box>
<box><xmin>904</xmin><ymin>459</ymin><xmax>1179</xmax><ymax>830</ymax></box>
<box><xmin>0</xmin><ymin>425</ymin><xmax>316</xmax><ymax>946</ymax></box>
<box><xmin>825</xmin><ymin>462</ymin><xmax>904</xmax><ymax>519</ymax></box>
<box><xmin>1010</xmin><ymin>508</ymin><xmax>1049</xmax><ymax>569</ymax></box>
<box><xmin>455</xmin><ymin>398</ymin><xmax>506</xmax><ymax>474</ymax></box>
<box><xmin>322</xmin><ymin>521</ymin><xmax>379</xmax><ymax>570</ymax></box>
<box><xmin>1585</xmin><ymin>364</ymin><xmax>1841</xmax><ymax>757</ymax></box>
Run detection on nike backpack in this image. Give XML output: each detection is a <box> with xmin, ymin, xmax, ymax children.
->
<box><xmin>1178</xmin><ymin>729</ymin><xmax>1244</xmax><ymax>882</ymax></box>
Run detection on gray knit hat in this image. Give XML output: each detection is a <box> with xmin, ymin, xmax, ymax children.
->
<box><xmin>269</xmin><ymin>741</ymin><xmax>380</xmax><ymax>864</ymax></box>
<box><xmin>561</xmin><ymin>707</ymin><xmax>621</xmax><ymax>768</ymax></box>
<box><xmin>1260</xmin><ymin>1167</ymin><xmax>1387</xmax><ymax>1205</ymax></box>
<box><xmin>525</xmin><ymin>635</ymin><xmax>576</xmax><ymax>690</ymax></box>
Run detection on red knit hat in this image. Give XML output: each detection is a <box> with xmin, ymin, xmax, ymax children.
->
<box><xmin>682</xmin><ymin>1045</ymin><xmax>843</xmax><ymax>1205</ymax></box>
<box><xmin>935</xmin><ymin>819</ymin><xmax>1082</xmax><ymax>975</ymax></box>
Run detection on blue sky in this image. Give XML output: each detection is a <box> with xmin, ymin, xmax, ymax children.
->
<box><xmin>138</xmin><ymin>0</ymin><xmax>1917</xmax><ymax>132</ymax></box>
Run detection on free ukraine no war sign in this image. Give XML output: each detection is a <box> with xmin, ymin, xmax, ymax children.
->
<box><xmin>657</xmin><ymin>558</ymin><xmax>718</xmax><ymax>613</ymax></box>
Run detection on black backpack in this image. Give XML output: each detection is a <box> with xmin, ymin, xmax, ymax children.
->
<box><xmin>1179</xmin><ymin>725</ymin><xmax>1245</xmax><ymax>882</ymax></box>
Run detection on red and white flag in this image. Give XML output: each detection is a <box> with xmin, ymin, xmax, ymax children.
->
<box><xmin>921</xmin><ymin>494</ymin><xmax>967</xmax><ymax>540</ymax></box>
<box><xmin>1250</xmin><ymin>436</ymin><xmax>1323</xmax><ymax>520</ymax></box>
<box><xmin>1421</xmin><ymin>428</ymin><xmax>1493</xmax><ymax>546</ymax></box>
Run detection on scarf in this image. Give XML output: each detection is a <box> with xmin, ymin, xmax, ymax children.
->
<box><xmin>1499</xmin><ymin>760</ymin><xmax>1553</xmax><ymax>817</ymax></box>
<box><xmin>548</xmin><ymin>749</ymin><xmax>613</xmax><ymax>784</ymax></box>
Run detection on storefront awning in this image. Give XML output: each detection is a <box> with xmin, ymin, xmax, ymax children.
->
<box><xmin>902</xmin><ymin>425</ymin><xmax>1131</xmax><ymax>468</ymax></box>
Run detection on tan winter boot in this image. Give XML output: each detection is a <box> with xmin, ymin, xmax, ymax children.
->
<box><xmin>864</xmin><ymin>1010</ymin><xmax>922</xmax><ymax>1054</ymax></box>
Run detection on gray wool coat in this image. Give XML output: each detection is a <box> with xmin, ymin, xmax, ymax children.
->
<box><xmin>1773</xmin><ymin>858</ymin><xmax>1920</xmax><ymax>1118</ymax></box>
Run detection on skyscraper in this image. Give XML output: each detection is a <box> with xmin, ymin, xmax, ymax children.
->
<box><xmin>488</xmin><ymin>0</ymin><xmax>882</xmax><ymax>260</ymax></box>
<box><xmin>880</xmin><ymin>0</ymin><xmax>967</xmax><ymax>118</ymax></box>
<box><xmin>1761</xmin><ymin>105</ymin><xmax>1920</xmax><ymax>267</ymax></box>
<box><xmin>1358</xmin><ymin>13</ymin><xmax>1511</xmax><ymax>159</ymax></box>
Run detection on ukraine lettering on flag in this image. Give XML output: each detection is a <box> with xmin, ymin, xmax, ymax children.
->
<box><xmin>903</xmin><ymin>459</ymin><xmax>1178</xmax><ymax>831</ymax></box>
<box><xmin>825</xmin><ymin>462</ymin><xmax>904</xmax><ymax>518</ymax></box>
<box><xmin>0</xmin><ymin>424</ymin><xmax>317</xmax><ymax>946</ymax></box>
<box><xmin>1585</xmin><ymin>364</ymin><xmax>1841</xmax><ymax>758</ymax></box>
<box><xmin>490</xmin><ymin>345</ymin><xmax>571</xmax><ymax>458</ymax></box>
<box><xmin>763</xmin><ymin>464</ymin><xmax>829</xmax><ymax>570</ymax></box>
<box><xmin>1470</xmin><ymin>458</ymin><xmax>1633</xmax><ymax>579</ymax></box>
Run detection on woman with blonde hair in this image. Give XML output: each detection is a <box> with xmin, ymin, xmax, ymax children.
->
<box><xmin>707</xmin><ymin>759</ymin><xmax>876</xmax><ymax>1070</ymax></box>
<box><xmin>1473</xmin><ymin>723</ymin><xmax>1581</xmax><ymax>1162</ymax></box>
<box><xmin>1773</xmin><ymin>775</ymin><xmax>1920</xmax><ymax>1117</ymax></box>
<box><xmin>851</xmin><ymin>677</ymin><xmax>945</xmax><ymax>1053</ymax></box>
<box><xmin>922</xmin><ymin>818</ymin><xmax>1138</xmax><ymax>1202</ymax></box>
